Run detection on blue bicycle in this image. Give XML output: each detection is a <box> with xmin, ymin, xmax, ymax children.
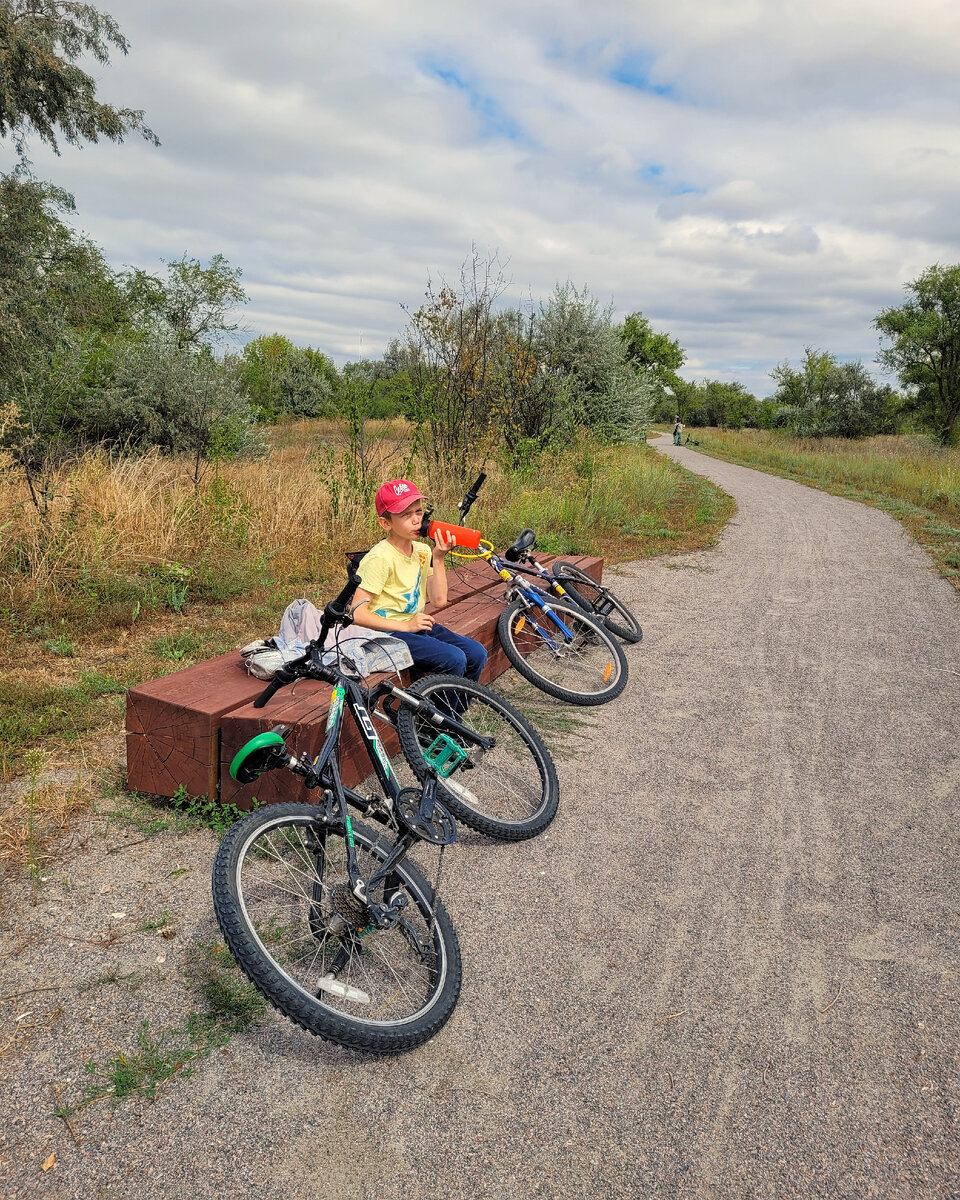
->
<box><xmin>438</xmin><ymin>477</ymin><xmax>629</xmax><ymax>705</ymax></box>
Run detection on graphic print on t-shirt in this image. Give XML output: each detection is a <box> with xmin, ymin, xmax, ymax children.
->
<box><xmin>374</xmin><ymin>571</ymin><xmax>421</xmax><ymax>618</ymax></box>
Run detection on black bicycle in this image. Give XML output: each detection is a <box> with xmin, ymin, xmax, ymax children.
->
<box><xmin>212</xmin><ymin>569</ymin><xmax>558</xmax><ymax>1052</ymax></box>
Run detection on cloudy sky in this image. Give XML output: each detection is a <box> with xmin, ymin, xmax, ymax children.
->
<box><xmin>11</xmin><ymin>0</ymin><xmax>960</xmax><ymax>396</ymax></box>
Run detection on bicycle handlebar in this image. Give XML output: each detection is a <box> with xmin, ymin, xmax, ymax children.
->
<box><xmin>252</xmin><ymin>568</ymin><xmax>363</xmax><ymax>708</ymax></box>
<box><xmin>457</xmin><ymin>472</ymin><xmax>486</xmax><ymax>520</ymax></box>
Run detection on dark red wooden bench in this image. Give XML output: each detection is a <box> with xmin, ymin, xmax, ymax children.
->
<box><xmin>125</xmin><ymin>554</ymin><xmax>603</xmax><ymax>809</ymax></box>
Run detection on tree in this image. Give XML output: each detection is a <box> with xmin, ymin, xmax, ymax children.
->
<box><xmin>769</xmin><ymin>348</ymin><xmax>899</xmax><ymax>439</ymax></box>
<box><xmin>0</xmin><ymin>0</ymin><xmax>158</xmax><ymax>155</ymax></box>
<box><xmin>237</xmin><ymin>334</ymin><xmax>337</xmax><ymax>421</ymax></box>
<box><xmin>683</xmin><ymin>380</ymin><xmax>757</xmax><ymax>429</ymax></box>
<box><xmin>0</xmin><ymin>168</ymin><xmax>139</xmax><ymax>510</ymax></box>
<box><xmin>94</xmin><ymin>337</ymin><xmax>262</xmax><ymax>483</ymax></box>
<box><xmin>875</xmin><ymin>264</ymin><xmax>960</xmax><ymax>446</ymax></box>
<box><xmin>536</xmin><ymin>284</ymin><xmax>651</xmax><ymax>439</ymax></box>
<box><xmin>124</xmin><ymin>255</ymin><xmax>247</xmax><ymax>349</ymax></box>
<box><xmin>403</xmin><ymin>250</ymin><xmax>507</xmax><ymax>485</ymax></box>
<box><xmin>491</xmin><ymin>308</ymin><xmax>572</xmax><ymax>468</ymax></box>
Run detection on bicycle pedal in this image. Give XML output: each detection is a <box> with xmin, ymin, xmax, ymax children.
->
<box><xmin>316</xmin><ymin>975</ymin><xmax>370</xmax><ymax>1005</ymax></box>
<box><xmin>423</xmin><ymin>734</ymin><xmax>468</xmax><ymax>778</ymax></box>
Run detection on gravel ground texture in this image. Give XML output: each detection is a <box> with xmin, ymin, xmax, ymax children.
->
<box><xmin>2</xmin><ymin>435</ymin><xmax>959</xmax><ymax>1200</ymax></box>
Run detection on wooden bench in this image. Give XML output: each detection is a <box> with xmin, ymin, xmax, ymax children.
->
<box><xmin>125</xmin><ymin>554</ymin><xmax>603</xmax><ymax>809</ymax></box>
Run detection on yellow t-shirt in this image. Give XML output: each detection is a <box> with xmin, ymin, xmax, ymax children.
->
<box><xmin>357</xmin><ymin>539</ymin><xmax>433</xmax><ymax>623</ymax></box>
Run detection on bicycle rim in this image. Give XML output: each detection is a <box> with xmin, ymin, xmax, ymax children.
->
<box><xmin>212</xmin><ymin>805</ymin><xmax>461</xmax><ymax>1051</ymax></box>
<box><xmin>499</xmin><ymin>600</ymin><xmax>628</xmax><ymax>704</ymax></box>
<box><xmin>553</xmin><ymin>563</ymin><xmax>643</xmax><ymax>644</ymax></box>
<box><xmin>397</xmin><ymin>675</ymin><xmax>559</xmax><ymax>840</ymax></box>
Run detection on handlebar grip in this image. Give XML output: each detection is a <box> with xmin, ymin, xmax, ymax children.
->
<box><xmin>458</xmin><ymin>472</ymin><xmax>486</xmax><ymax>518</ymax></box>
<box><xmin>253</xmin><ymin>678</ymin><xmax>284</xmax><ymax>709</ymax></box>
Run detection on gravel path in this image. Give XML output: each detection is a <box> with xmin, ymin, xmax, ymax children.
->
<box><xmin>3</xmin><ymin>436</ymin><xmax>959</xmax><ymax>1199</ymax></box>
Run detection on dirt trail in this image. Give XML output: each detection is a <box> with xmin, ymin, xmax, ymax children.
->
<box><xmin>3</xmin><ymin>435</ymin><xmax>959</xmax><ymax>1199</ymax></box>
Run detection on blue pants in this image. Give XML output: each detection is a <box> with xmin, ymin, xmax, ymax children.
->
<box><xmin>393</xmin><ymin>623</ymin><xmax>487</xmax><ymax>681</ymax></box>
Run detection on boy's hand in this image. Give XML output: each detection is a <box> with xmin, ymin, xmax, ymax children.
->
<box><xmin>407</xmin><ymin>612</ymin><xmax>435</xmax><ymax>632</ymax></box>
<box><xmin>432</xmin><ymin>529</ymin><xmax>456</xmax><ymax>558</ymax></box>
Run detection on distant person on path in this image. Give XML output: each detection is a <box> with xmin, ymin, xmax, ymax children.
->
<box><xmin>673</xmin><ymin>417</ymin><xmax>684</xmax><ymax>446</ymax></box>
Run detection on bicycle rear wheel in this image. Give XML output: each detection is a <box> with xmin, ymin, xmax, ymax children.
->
<box><xmin>396</xmin><ymin>675</ymin><xmax>559</xmax><ymax>840</ymax></box>
<box><xmin>212</xmin><ymin>803</ymin><xmax>461</xmax><ymax>1053</ymax></box>
<box><xmin>497</xmin><ymin>598</ymin><xmax>628</xmax><ymax>705</ymax></box>
<box><xmin>552</xmin><ymin>561</ymin><xmax>643</xmax><ymax>644</ymax></box>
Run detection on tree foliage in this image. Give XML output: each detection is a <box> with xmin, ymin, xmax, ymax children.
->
<box><xmin>535</xmin><ymin>284</ymin><xmax>652</xmax><ymax>440</ymax></box>
<box><xmin>681</xmin><ymin>379</ymin><xmax>757</xmax><ymax>429</ymax></box>
<box><xmin>403</xmin><ymin>252</ymin><xmax>507</xmax><ymax>485</ymax></box>
<box><xmin>769</xmin><ymin>348</ymin><xmax>899</xmax><ymax>439</ymax></box>
<box><xmin>0</xmin><ymin>169</ymin><xmax>263</xmax><ymax>505</ymax></box>
<box><xmin>492</xmin><ymin>308</ymin><xmax>572</xmax><ymax>468</ymax></box>
<box><xmin>124</xmin><ymin>254</ymin><xmax>246</xmax><ymax>349</ymax></box>
<box><xmin>237</xmin><ymin>333</ymin><xmax>337</xmax><ymax>421</ymax></box>
<box><xmin>0</xmin><ymin>0</ymin><xmax>158</xmax><ymax>155</ymax></box>
<box><xmin>875</xmin><ymin>264</ymin><xmax>960</xmax><ymax>446</ymax></box>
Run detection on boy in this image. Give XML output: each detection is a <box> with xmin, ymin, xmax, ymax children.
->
<box><xmin>352</xmin><ymin>479</ymin><xmax>488</xmax><ymax>681</ymax></box>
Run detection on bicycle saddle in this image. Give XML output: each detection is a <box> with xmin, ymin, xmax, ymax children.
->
<box><xmin>504</xmin><ymin>528</ymin><xmax>536</xmax><ymax>562</ymax></box>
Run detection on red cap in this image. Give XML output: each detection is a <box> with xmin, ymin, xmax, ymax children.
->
<box><xmin>374</xmin><ymin>479</ymin><xmax>425</xmax><ymax>517</ymax></box>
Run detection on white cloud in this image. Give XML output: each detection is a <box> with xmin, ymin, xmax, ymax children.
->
<box><xmin>5</xmin><ymin>0</ymin><xmax>960</xmax><ymax>396</ymax></box>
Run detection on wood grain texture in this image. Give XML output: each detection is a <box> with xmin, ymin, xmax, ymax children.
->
<box><xmin>125</xmin><ymin>555</ymin><xmax>603</xmax><ymax>804</ymax></box>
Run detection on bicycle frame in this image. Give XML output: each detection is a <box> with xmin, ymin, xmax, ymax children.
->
<box><xmin>297</xmin><ymin>671</ymin><xmax>495</xmax><ymax>906</ymax></box>
<box><xmin>474</xmin><ymin>548</ymin><xmax>579</xmax><ymax>651</ymax></box>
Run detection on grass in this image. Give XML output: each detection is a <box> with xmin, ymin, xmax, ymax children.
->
<box><xmin>0</xmin><ymin>670</ymin><xmax>126</xmax><ymax>779</ymax></box>
<box><xmin>0</xmin><ymin>751</ymin><xmax>92</xmax><ymax>881</ymax></box>
<box><xmin>690</xmin><ymin>429</ymin><xmax>960</xmax><ymax>589</ymax></box>
<box><xmin>102</xmin><ymin>782</ymin><xmax>255</xmax><ymax>843</ymax></box>
<box><xmin>55</xmin><ymin>941</ymin><xmax>268</xmax><ymax>1116</ymax></box>
<box><xmin>0</xmin><ymin>422</ymin><xmax>731</xmax><ymax>644</ymax></box>
<box><xmin>0</xmin><ymin>420</ymin><xmax>734</xmax><ymax>796</ymax></box>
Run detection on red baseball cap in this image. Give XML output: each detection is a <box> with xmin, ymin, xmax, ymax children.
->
<box><xmin>374</xmin><ymin>479</ymin><xmax>426</xmax><ymax>517</ymax></box>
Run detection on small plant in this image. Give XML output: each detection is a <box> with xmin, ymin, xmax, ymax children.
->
<box><xmin>77</xmin><ymin>966</ymin><xmax>144</xmax><ymax>993</ymax></box>
<box><xmin>44</xmin><ymin>635</ymin><xmax>75</xmax><ymax>656</ymax></box>
<box><xmin>55</xmin><ymin>942</ymin><xmax>268</xmax><ymax>1116</ymax></box>
<box><xmin>104</xmin><ymin>791</ymin><xmax>175</xmax><ymax>838</ymax></box>
<box><xmin>23</xmin><ymin>748</ymin><xmax>46</xmax><ymax>892</ymax></box>
<box><xmin>168</xmin><ymin>580</ymin><xmax>189</xmax><ymax>613</ymax></box>
<box><xmin>170</xmin><ymin>784</ymin><xmax>252</xmax><ymax>838</ymax></box>
<box><xmin>135</xmin><ymin>910</ymin><xmax>174</xmax><ymax>933</ymax></box>
<box><xmin>150</xmin><ymin>630</ymin><xmax>205</xmax><ymax>663</ymax></box>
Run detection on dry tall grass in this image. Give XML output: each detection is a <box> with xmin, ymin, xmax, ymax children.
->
<box><xmin>1</xmin><ymin>419</ymin><xmax>732</xmax><ymax>639</ymax></box>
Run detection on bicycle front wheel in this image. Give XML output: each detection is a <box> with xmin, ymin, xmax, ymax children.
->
<box><xmin>552</xmin><ymin>561</ymin><xmax>643</xmax><ymax>644</ymax></box>
<box><xmin>396</xmin><ymin>674</ymin><xmax>560</xmax><ymax>841</ymax></box>
<box><xmin>212</xmin><ymin>803</ymin><xmax>461</xmax><ymax>1053</ymax></box>
<box><xmin>497</xmin><ymin>598</ymin><xmax>628</xmax><ymax>705</ymax></box>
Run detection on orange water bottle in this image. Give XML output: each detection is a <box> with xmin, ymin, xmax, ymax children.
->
<box><xmin>428</xmin><ymin>520</ymin><xmax>482</xmax><ymax>549</ymax></box>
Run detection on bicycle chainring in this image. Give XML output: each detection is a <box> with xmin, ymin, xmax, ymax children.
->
<box><xmin>395</xmin><ymin>787</ymin><xmax>457</xmax><ymax>845</ymax></box>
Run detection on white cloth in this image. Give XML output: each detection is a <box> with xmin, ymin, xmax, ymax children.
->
<box><xmin>276</xmin><ymin>598</ymin><xmax>413</xmax><ymax>678</ymax></box>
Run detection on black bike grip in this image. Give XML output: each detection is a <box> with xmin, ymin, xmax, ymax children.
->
<box><xmin>253</xmin><ymin>679</ymin><xmax>284</xmax><ymax>709</ymax></box>
<box><xmin>459</xmin><ymin>472</ymin><xmax>486</xmax><ymax>517</ymax></box>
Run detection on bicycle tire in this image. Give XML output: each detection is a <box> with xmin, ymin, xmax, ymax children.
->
<box><xmin>552</xmin><ymin>561</ymin><xmax>643</xmax><ymax>644</ymax></box>
<box><xmin>212</xmin><ymin>803</ymin><xmax>461</xmax><ymax>1053</ymax></box>
<box><xmin>497</xmin><ymin>597</ymin><xmax>628</xmax><ymax>705</ymax></box>
<box><xmin>395</xmin><ymin>674</ymin><xmax>560</xmax><ymax>841</ymax></box>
